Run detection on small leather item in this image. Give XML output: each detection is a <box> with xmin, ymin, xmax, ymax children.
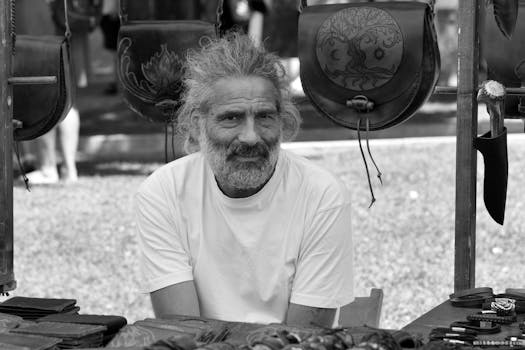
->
<box><xmin>13</xmin><ymin>35</ymin><xmax>73</xmax><ymax>141</ymax></box>
<box><xmin>449</xmin><ymin>287</ymin><xmax>494</xmax><ymax>308</ymax></box>
<box><xmin>298</xmin><ymin>0</ymin><xmax>440</xmax><ymax>131</ymax></box>
<box><xmin>11</xmin><ymin>321</ymin><xmax>106</xmax><ymax>348</ymax></box>
<box><xmin>117</xmin><ymin>0</ymin><xmax>221</xmax><ymax>124</ymax></box>
<box><xmin>0</xmin><ymin>297</ymin><xmax>78</xmax><ymax>320</ymax></box>
<box><xmin>0</xmin><ymin>333</ymin><xmax>62</xmax><ymax>350</ymax></box>
<box><xmin>449</xmin><ymin>320</ymin><xmax>501</xmax><ymax>334</ymax></box>
<box><xmin>0</xmin><ymin>297</ymin><xmax>76</xmax><ymax>312</ymax></box>
<box><xmin>51</xmin><ymin>0</ymin><xmax>103</xmax><ymax>33</ymax></box>
<box><xmin>36</xmin><ymin>314</ymin><xmax>127</xmax><ymax>345</ymax></box>
<box><xmin>467</xmin><ymin>312</ymin><xmax>517</xmax><ymax>325</ymax></box>
<box><xmin>483</xmin><ymin>0</ymin><xmax>525</xmax><ymax>119</ymax></box>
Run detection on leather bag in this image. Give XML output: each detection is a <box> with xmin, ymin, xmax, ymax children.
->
<box><xmin>117</xmin><ymin>0</ymin><xmax>222</xmax><ymax>124</ymax></box>
<box><xmin>13</xmin><ymin>35</ymin><xmax>73</xmax><ymax>141</ymax></box>
<box><xmin>298</xmin><ymin>0</ymin><xmax>440</xmax><ymax>131</ymax></box>
<box><xmin>483</xmin><ymin>0</ymin><xmax>525</xmax><ymax>118</ymax></box>
<box><xmin>51</xmin><ymin>0</ymin><xmax>103</xmax><ymax>33</ymax></box>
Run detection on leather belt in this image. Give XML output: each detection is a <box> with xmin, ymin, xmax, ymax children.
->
<box><xmin>467</xmin><ymin>312</ymin><xmax>517</xmax><ymax>325</ymax></box>
<box><xmin>449</xmin><ymin>321</ymin><xmax>501</xmax><ymax>334</ymax></box>
<box><xmin>449</xmin><ymin>287</ymin><xmax>494</xmax><ymax>308</ymax></box>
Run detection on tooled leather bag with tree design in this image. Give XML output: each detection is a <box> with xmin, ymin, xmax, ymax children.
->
<box><xmin>298</xmin><ymin>0</ymin><xmax>440</xmax><ymax>131</ymax></box>
<box><xmin>298</xmin><ymin>0</ymin><xmax>440</xmax><ymax>205</ymax></box>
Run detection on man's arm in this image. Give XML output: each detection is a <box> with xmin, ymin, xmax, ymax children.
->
<box><xmin>150</xmin><ymin>281</ymin><xmax>200</xmax><ymax>318</ymax></box>
<box><xmin>285</xmin><ymin>303</ymin><xmax>336</xmax><ymax>328</ymax></box>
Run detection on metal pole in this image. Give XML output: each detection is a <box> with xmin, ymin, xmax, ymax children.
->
<box><xmin>455</xmin><ymin>0</ymin><xmax>481</xmax><ymax>292</ymax></box>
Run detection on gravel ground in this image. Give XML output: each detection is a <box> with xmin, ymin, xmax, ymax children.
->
<box><xmin>9</xmin><ymin>135</ymin><xmax>525</xmax><ymax>330</ymax></box>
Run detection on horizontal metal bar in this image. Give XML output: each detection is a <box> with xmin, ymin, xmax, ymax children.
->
<box><xmin>434</xmin><ymin>85</ymin><xmax>525</xmax><ymax>96</ymax></box>
<box><xmin>7</xmin><ymin>76</ymin><xmax>57</xmax><ymax>85</ymax></box>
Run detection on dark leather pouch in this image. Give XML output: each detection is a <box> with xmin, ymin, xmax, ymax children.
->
<box><xmin>117</xmin><ymin>0</ymin><xmax>220</xmax><ymax>124</ymax></box>
<box><xmin>0</xmin><ymin>297</ymin><xmax>77</xmax><ymax>312</ymax></box>
<box><xmin>474</xmin><ymin>128</ymin><xmax>508</xmax><ymax>225</ymax></box>
<box><xmin>37</xmin><ymin>313</ymin><xmax>127</xmax><ymax>335</ymax></box>
<box><xmin>13</xmin><ymin>35</ymin><xmax>73</xmax><ymax>141</ymax></box>
<box><xmin>483</xmin><ymin>0</ymin><xmax>525</xmax><ymax>119</ymax></box>
<box><xmin>298</xmin><ymin>1</ymin><xmax>440</xmax><ymax>130</ymax></box>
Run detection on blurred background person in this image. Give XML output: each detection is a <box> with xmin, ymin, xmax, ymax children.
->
<box><xmin>100</xmin><ymin>0</ymin><xmax>120</xmax><ymax>95</ymax></box>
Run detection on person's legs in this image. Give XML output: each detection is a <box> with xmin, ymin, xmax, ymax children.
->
<box><xmin>57</xmin><ymin>106</ymin><xmax>80</xmax><ymax>182</ymax></box>
<box><xmin>24</xmin><ymin>129</ymin><xmax>59</xmax><ymax>184</ymax></box>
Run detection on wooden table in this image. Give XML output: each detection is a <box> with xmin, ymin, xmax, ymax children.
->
<box><xmin>402</xmin><ymin>300</ymin><xmax>525</xmax><ymax>341</ymax></box>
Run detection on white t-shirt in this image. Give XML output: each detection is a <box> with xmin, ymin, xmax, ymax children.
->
<box><xmin>134</xmin><ymin>149</ymin><xmax>354</xmax><ymax>324</ymax></box>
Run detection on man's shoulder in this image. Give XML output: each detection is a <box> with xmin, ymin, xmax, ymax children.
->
<box><xmin>282</xmin><ymin>149</ymin><xmax>351</xmax><ymax>207</ymax></box>
<box><xmin>137</xmin><ymin>152</ymin><xmax>205</xmax><ymax>194</ymax></box>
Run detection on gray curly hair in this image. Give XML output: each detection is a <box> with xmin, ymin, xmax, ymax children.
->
<box><xmin>177</xmin><ymin>31</ymin><xmax>302</xmax><ymax>154</ymax></box>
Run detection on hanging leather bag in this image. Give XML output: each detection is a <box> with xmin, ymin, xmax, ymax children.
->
<box><xmin>298</xmin><ymin>0</ymin><xmax>440</xmax><ymax>131</ymax></box>
<box><xmin>483</xmin><ymin>0</ymin><xmax>525</xmax><ymax>119</ymax></box>
<box><xmin>117</xmin><ymin>0</ymin><xmax>223</xmax><ymax>124</ymax></box>
<box><xmin>13</xmin><ymin>0</ymin><xmax>73</xmax><ymax>142</ymax></box>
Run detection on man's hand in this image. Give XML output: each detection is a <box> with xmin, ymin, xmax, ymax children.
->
<box><xmin>150</xmin><ymin>281</ymin><xmax>200</xmax><ymax>318</ymax></box>
<box><xmin>285</xmin><ymin>303</ymin><xmax>336</xmax><ymax>328</ymax></box>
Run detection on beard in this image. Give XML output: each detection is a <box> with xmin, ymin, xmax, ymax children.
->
<box><xmin>199</xmin><ymin>129</ymin><xmax>281</xmax><ymax>192</ymax></box>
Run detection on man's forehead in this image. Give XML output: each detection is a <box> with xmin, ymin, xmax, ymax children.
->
<box><xmin>209</xmin><ymin>76</ymin><xmax>280</xmax><ymax>111</ymax></box>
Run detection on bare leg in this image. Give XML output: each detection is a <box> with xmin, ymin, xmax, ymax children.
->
<box><xmin>57</xmin><ymin>106</ymin><xmax>80</xmax><ymax>182</ymax></box>
<box><xmin>24</xmin><ymin>129</ymin><xmax>59</xmax><ymax>184</ymax></box>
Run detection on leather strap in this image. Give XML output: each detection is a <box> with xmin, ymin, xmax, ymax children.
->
<box><xmin>467</xmin><ymin>312</ymin><xmax>517</xmax><ymax>325</ymax></box>
<box><xmin>450</xmin><ymin>321</ymin><xmax>501</xmax><ymax>334</ymax></box>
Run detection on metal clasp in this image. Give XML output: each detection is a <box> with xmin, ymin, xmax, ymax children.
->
<box><xmin>346</xmin><ymin>95</ymin><xmax>374</xmax><ymax>112</ymax></box>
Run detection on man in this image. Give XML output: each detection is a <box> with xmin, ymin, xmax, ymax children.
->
<box><xmin>133</xmin><ymin>32</ymin><xmax>353</xmax><ymax>327</ymax></box>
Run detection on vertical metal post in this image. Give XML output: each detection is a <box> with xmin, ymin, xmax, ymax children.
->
<box><xmin>0</xmin><ymin>0</ymin><xmax>16</xmax><ymax>293</ymax></box>
<box><xmin>455</xmin><ymin>0</ymin><xmax>481</xmax><ymax>291</ymax></box>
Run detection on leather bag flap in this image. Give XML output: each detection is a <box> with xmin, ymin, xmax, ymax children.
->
<box><xmin>117</xmin><ymin>20</ymin><xmax>216</xmax><ymax>123</ymax></box>
<box><xmin>13</xmin><ymin>35</ymin><xmax>72</xmax><ymax>141</ymax></box>
<box><xmin>299</xmin><ymin>2</ymin><xmax>428</xmax><ymax>106</ymax></box>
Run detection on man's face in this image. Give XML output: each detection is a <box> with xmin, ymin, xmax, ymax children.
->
<box><xmin>198</xmin><ymin>76</ymin><xmax>283</xmax><ymax>195</ymax></box>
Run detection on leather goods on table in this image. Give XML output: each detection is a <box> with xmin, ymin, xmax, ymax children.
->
<box><xmin>298</xmin><ymin>0</ymin><xmax>440</xmax><ymax>131</ymax></box>
<box><xmin>449</xmin><ymin>287</ymin><xmax>494</xmax><ymax>308</ymax></box>
<box><xmin>0</xmin><ymin>332</ymin><xmax>62</xmax><ymax>350</ymax></box>
<box><xmin>483</xmin><ymin>0</ymin><xmax>525</xmax><ymax>119</ymax></box>
<box><xmin>13</xmin><ymin>35</ymin><xmax>73</xmax><ymax>141</ymax></box>
<box><xmin>36</xmin><ymin>314</ymin><xmax>127</xmax><ymax>345</ymax></box>
<box><xmin>116</xmin><ymin>0</ymin><xmax>222</xmax><ymax>124</ymax></box>
<box><xmin>10</xmin><ymin>321</ymin><xmax>106</xmax><ymax>348</ymax></box>
<box><xmin>0</xmin><ymin>297</ymin><xmax>78</xmax><ymax>320</ymax></box>
<box><xmin>107</xmin><ymin>317</ymin><xmax>230</xmax><ymax>348</ymax></box>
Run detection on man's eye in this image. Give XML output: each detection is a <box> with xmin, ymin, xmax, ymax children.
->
<box><xmin>257</xmin><ymin>114</ymin><xmax>275</xmax><ymax>120</ymax></box>
<box><xmin>220</xmin><ymin>114</ymin><xmax>241</xmax><ymax>121</ymax></box>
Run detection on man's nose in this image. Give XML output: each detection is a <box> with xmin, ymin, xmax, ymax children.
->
<box><xmin>238</xmin><ymin>116</ymin><xmax>260</xmax><ymax>144</ymax></box>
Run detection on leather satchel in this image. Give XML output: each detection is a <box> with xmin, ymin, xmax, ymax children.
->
<box><xmin>298</xmin><ymin>0</ymin><xmax>440</xmax><ymax>131</ymax></box>
<box><xmin>117</xmin><ymin>0</ymin><xmax>222</xmax><ymax>124</ymax></box>
<box><xmin>483</xmin><ymin>0</ymin><xmax>525</xmax><ymax>118</ymax></box>
<box><xmin>51</xmin><ymin>0</ymin><xmax>103</xmax><ymax>33</ymax></box>
<box><xmin>13</xmin><ymin>35</ymin><xmax>73</xmax><ymax>141</ymax></box>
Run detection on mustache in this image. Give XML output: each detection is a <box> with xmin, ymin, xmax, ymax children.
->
<box><xmin>227</xmin><ymin>142</ymin><xmax>270</xmax><ymax>160</ymax></box>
